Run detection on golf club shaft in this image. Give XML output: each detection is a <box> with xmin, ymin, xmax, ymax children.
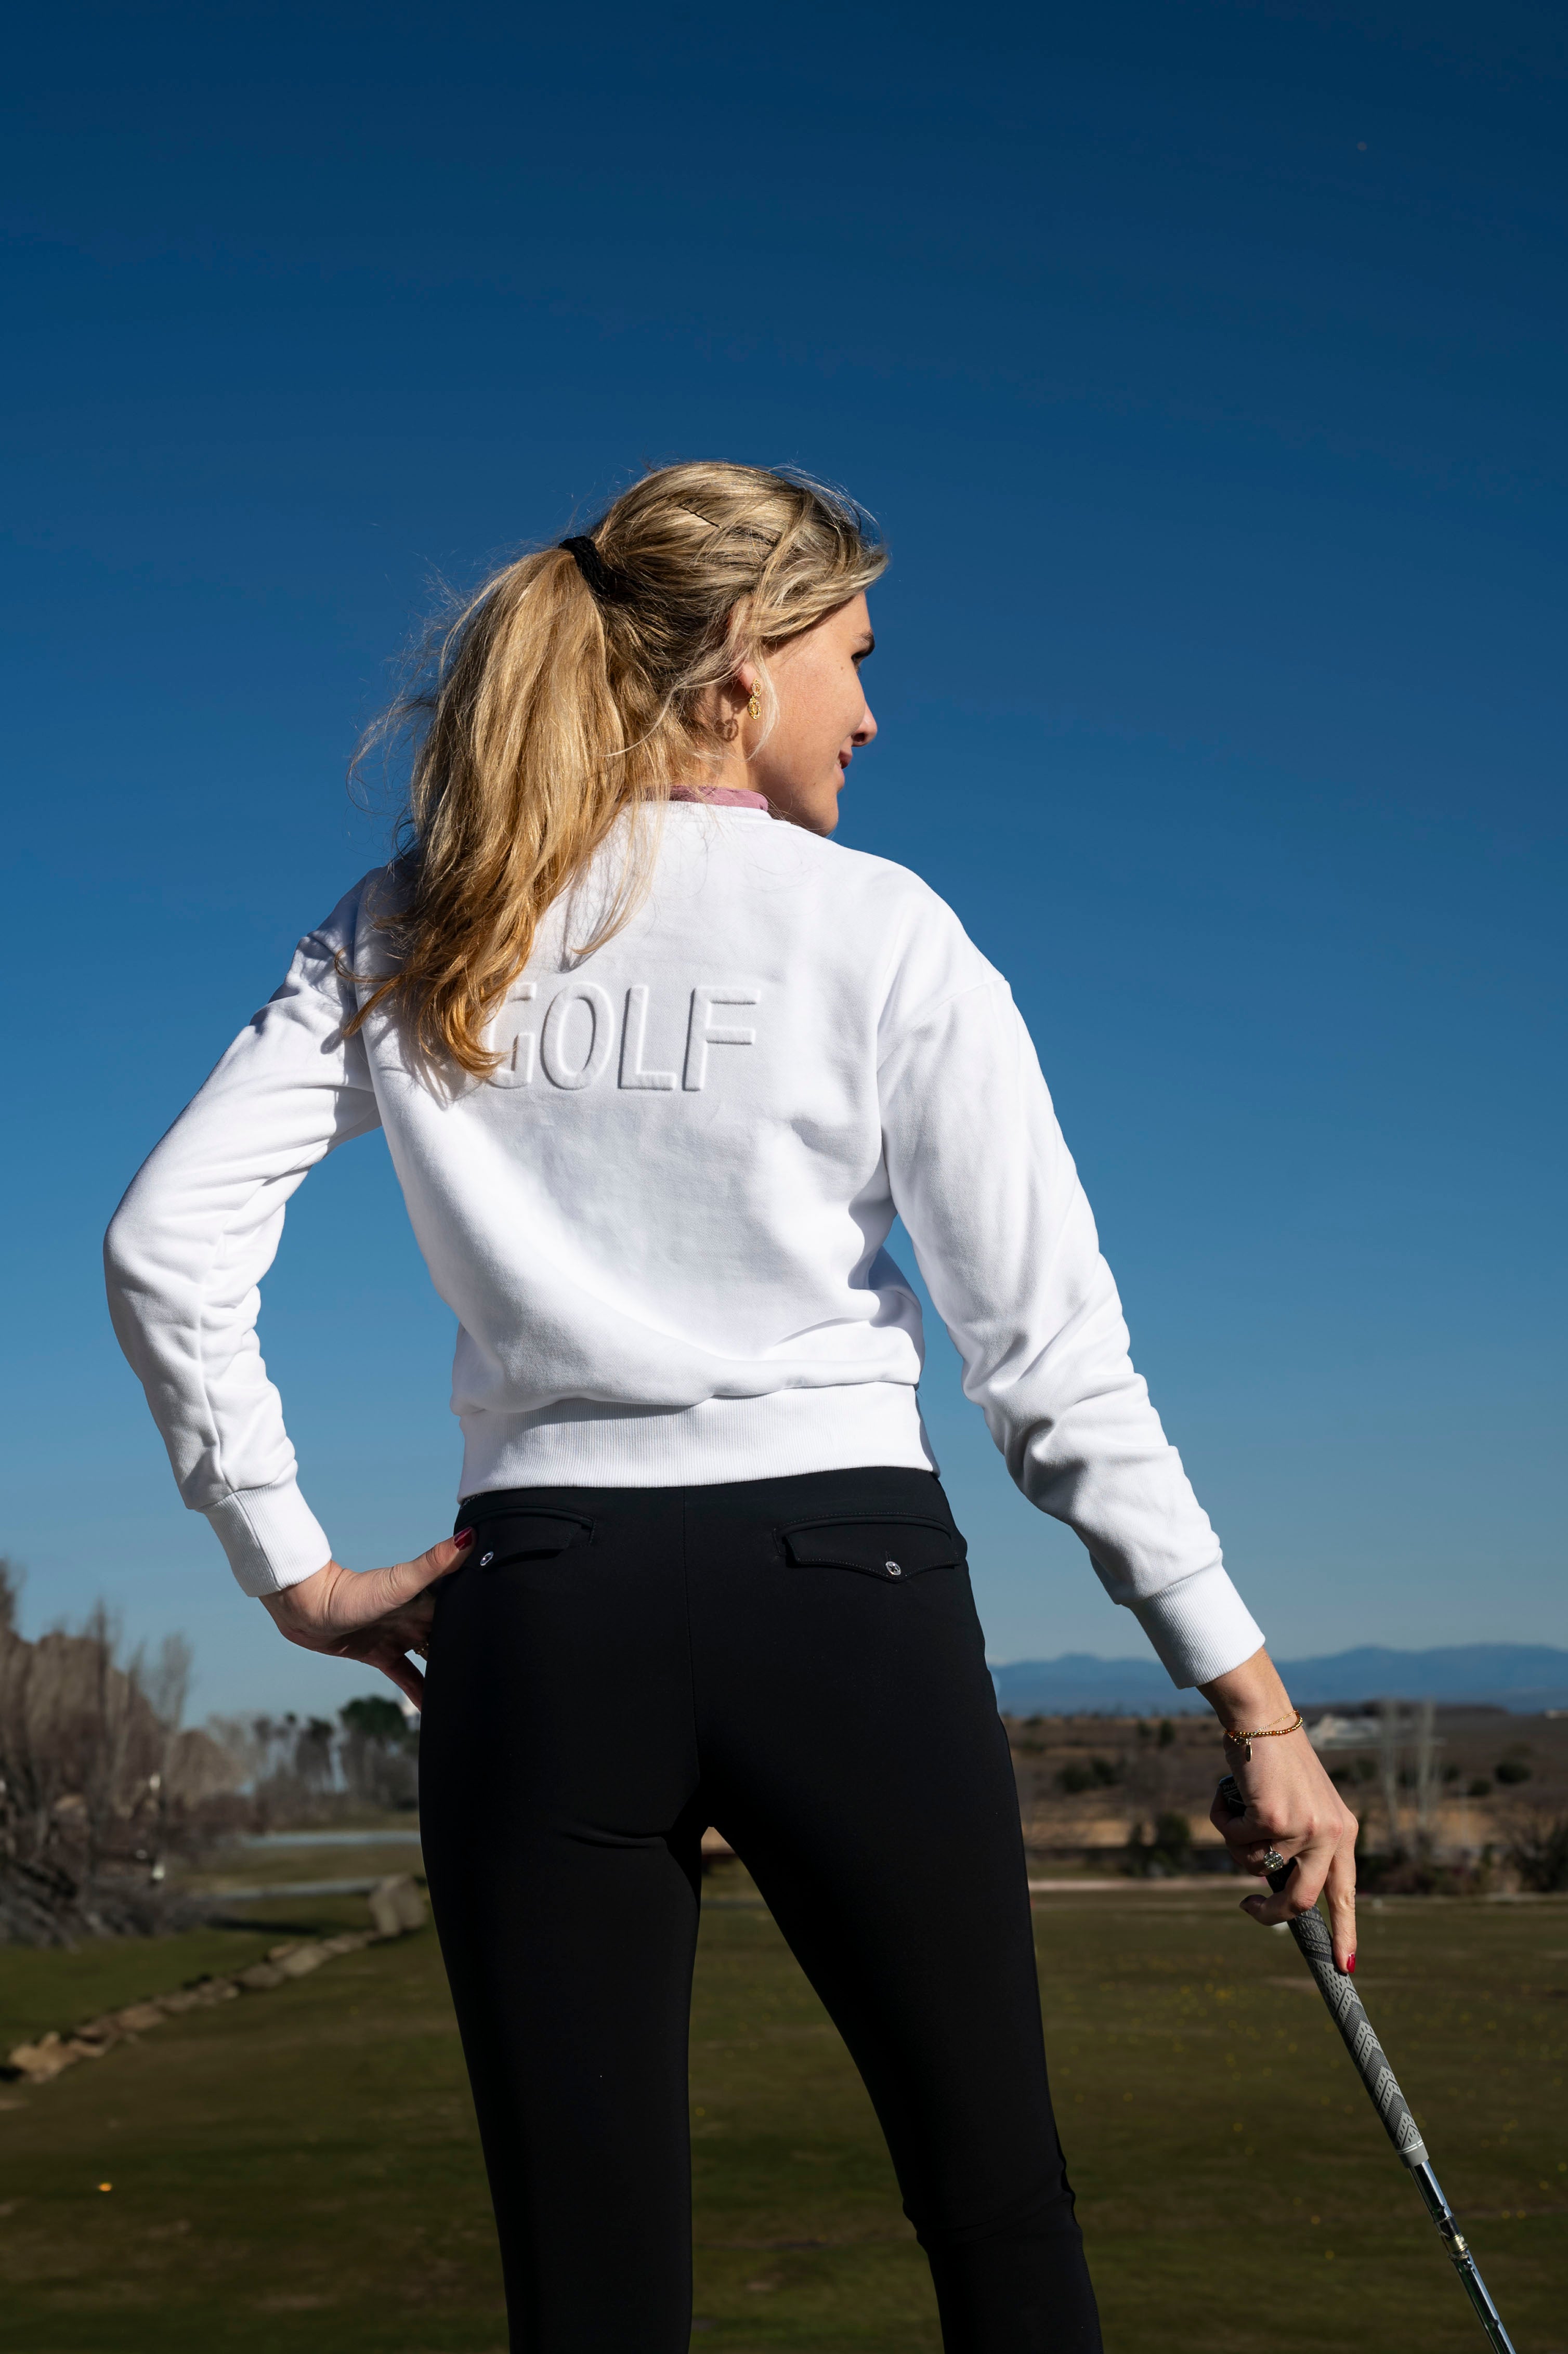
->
<box><xmin>1216</xmin><ymin>1774</ymin><xmax>1517</xmax><ymax>2352</ymax></box>
<box><xmin>1408</xmin><ymin>2159</ymin><xmax>1518</xmax><ymax>2354</ymax></box>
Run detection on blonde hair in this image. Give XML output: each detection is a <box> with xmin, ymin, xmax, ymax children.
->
<box><xmin>347</xmin><ymin>461</ymin><xmax>886</xmax><ymax>1076</ymax></box>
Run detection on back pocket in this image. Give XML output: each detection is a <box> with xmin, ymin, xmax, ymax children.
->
<box><xmin>777</xmin><ymin>1514</ymin><xmax>966</xmax><ymax>1583</ymax></box>
<box><xmin>471</xmin><ymin>1512</ymin><xmax>594</xmax><ymax>1570</ymax></box>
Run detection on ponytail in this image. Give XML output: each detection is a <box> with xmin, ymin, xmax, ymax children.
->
<box><xmin>347</xmin><ymin>462</ymin><xmax>885</xmax><ymax>1077</ymax></box>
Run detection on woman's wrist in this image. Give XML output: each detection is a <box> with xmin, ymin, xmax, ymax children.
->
<box><xmin>1198</xmin><ymin>1645</ymin><xmax>1297</xmax><ymax>1738</ymax></box>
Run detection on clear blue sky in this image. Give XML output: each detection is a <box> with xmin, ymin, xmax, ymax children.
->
<box><xmin>3</xmin><ymin>2</ymin><xmax>1563</xmax><ymax>1718</ymax></box>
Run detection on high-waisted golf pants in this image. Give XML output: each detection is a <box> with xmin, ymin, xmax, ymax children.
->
<box><xmin>418</xmin><ymin>1465</ymin><xmax>1102</xmax><ymax>2354</ymax></box>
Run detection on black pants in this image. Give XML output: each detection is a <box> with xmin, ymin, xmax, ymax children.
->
<box><xmin>419</xmin><ymin>1466</ymin><xmax>1101</xmax><ymax>2353</ymax></box>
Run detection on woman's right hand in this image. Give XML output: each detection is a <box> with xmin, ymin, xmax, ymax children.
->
<box><xmin>1200</xmin><ymin>1645</ymin><xmax>1359</xmax><ymax>1971</ymax></box>
<box><xmin>258</xmin><ymin>1530</ymin><xmax>473</xmax><ymax>1708</ymax></box>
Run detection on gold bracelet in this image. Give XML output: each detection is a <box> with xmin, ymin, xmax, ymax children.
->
<box><xmin>1221</xmin><ymin>1710</ymin><xmax>1304</xmax><ymax>1761</ymax></box>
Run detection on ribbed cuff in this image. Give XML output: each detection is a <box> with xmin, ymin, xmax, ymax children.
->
<box><xmin>1130</xmin><ymin>1565</ymin><xmax>1265</xmax><ymax>1689</ymax></box>
<box><xmin>205</xmin><ymin>1481</ymin><xmax>333</xmax><ymax>1598</ymax></box>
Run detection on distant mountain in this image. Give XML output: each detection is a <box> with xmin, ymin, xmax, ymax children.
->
<box><xmin>989</xmin><ymin>1643</ymin><xmax>1568</xmax><ymax>1718</ymax></box>
<box><xmin>1260</xmin><ymin>1645</ymin><xmax>1568</xmax><ymax>1712</ymax></box>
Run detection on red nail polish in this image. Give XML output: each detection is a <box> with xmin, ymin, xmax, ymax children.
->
<box><xmin>454</xmin><ymin>1527</ymin><xmax>475</xmax><ymax>1549</ymax></box>
<box><xmin>1347</xmin><ymin>1953</ymin><xmax>1356</xmax><ymax>1974</ymax></box>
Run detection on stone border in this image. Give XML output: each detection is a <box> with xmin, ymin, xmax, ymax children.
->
<box><xmin>4</xmin><ymin>1874</ymin><xmax>426</xmax><ymax>2087</ymax></box>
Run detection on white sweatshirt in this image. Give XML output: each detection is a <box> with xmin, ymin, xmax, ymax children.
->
<box><xmin>104</xmin><ymin>803</ymin><xmax>1264</xmax><ymax>1688</ymax></box>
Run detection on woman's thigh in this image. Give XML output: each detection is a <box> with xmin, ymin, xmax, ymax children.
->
<box><xmin>683</xmin><ymin>1469</ymin><xmax>1066</xmax><ymax>2231</ymax></box>
<box><xmin>417</xmin><ymin>1487</ymin><xmax>707</xmax><ymax>2350</ymax></box>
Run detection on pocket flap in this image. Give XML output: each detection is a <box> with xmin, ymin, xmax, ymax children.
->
<box><xmin>471</xmin><ymin>1513</ymin><xmax>593</xmax><ymax>1569</ymax></box>
<box><xmin>778</xmin><ymin>1515</ymin><xmax>965</xmax><ymax>1580</ymax></box>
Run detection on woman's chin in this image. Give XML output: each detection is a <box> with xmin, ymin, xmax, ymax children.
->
<box><xmin>772</xmin><ymin>780</ymin><xmax>843</xmax><ymax>834</ymax></box>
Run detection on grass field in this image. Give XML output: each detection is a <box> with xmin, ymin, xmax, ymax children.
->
<box><xmin>2</xmin><ymin>1870</ymin><xmax>1564</xmax><ymax>2352</ymax></box>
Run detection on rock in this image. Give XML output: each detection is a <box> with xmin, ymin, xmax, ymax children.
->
<box><xmin>274</xmin><ymin>1944</ymin><xmax>329</xmax><ymax>1978</ymax></box>
<box><xmin>72</xmin><ymin>2017</ymin><xmax>122</xmax><ymax>2046</ymax></box>
<box><xmin>234</xmin><ymin>1962</ymin><xmax>288</xmax><ymax>1991</ymax></box>
<box><xmin>111</xmin><ymin>2003</ymin><xmax>168</xmax><ymax>2034</ymax></box>
<box><xmin>153</xmin><ymin>1977</ymin><xmax>235</xmax><ymax>2010</ymax></box>
<box><xmin>264</xmin><ymin>1940</ymin><xmax>330</xmax><ymax>1974</ymax></box>
<box><xmin>8</xmin><ymin>2034</ymin><xmax>79</xmax><ymax>2083</ymax></box>
<box><xmin>367</xmin><ymin>1875</ymin><xmax>426</xmax><ymax>1938</ymax></box>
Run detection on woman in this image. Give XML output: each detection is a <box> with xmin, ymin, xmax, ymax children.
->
<box><xmin>106</xmin><ymin>462</ymin><xmax>1357</xmax><ymax>2353</ymax></box>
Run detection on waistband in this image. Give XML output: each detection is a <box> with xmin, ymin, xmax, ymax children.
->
<box><xmin>456</xmin><ymin>1381</ymin><xmax>937</xmax><ymax>1499</ymax></box>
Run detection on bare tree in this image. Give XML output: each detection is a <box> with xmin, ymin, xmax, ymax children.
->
<box><xmin>0</xmin><ymin>1563</ymin><xmax>236</xmax><ymax>1945</ymax></box>
<box><xmin>1378</xmin><ymin>1699</ymin><xmax>1404</xmax><ymax>1854</ymax></box>
<box><xmin>1413</xmin><ymin>1696</ymin><xmax>1441</xmax><ymax>1850</ymax></box>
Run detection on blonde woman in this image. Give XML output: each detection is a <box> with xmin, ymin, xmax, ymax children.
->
<box><xmin>106</xmin><ymin>463</ymin><xmax>1357</xmax><ymax>2353</ymax></box>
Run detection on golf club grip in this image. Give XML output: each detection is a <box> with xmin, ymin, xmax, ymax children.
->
<box><xmin>1280</xmin><ymin>1903</ymin><xmax>1428</xmax><ymax>2166</ymax></box>
<box><xmin>1217</xmin><ymin>1774</ymin><xmax>1428</xmax><ymax>2167</ymax></box>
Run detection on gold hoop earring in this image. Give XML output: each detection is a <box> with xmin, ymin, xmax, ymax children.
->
<box><xmin>747</xmin><ymin>689</ymin><xmax>761</xmax><ymax>721</ymax></box>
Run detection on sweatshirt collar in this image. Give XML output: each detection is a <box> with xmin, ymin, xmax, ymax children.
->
<box><xmin>669</xmin><ymin>785</ymin><xmax>769</xmax><ymax>811</ymax></box>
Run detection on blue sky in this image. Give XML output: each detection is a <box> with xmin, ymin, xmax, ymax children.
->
<box><xmin>3</xmin><ymin>2</ymin><xmax>1563</xmax><ymax>1717</ymax></box>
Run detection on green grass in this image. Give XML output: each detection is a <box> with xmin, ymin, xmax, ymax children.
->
<box><xmin>186</xmin><ymin>1836</ymin><xmax>424</xmax><ymax>1895</ymax></box>
<box><xmin>2</xmin><ymin>1880</ymin><xmax>1565</xmax><ymax>2351</ymax></box>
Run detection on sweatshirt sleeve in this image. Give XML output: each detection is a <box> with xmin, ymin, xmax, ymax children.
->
<box><xmin>879</xmin><ymin>962</ymin><xmax>1264</xmax><ymax>1689</ymax></box>
<box><xmin>103</xmin><ymin>886</ymin><xmax>384</xmax><ymax>1598</ymax></box>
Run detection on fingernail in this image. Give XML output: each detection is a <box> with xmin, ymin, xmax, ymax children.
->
<box><xmin>454</xmin><ymin>1527</ymin><xmax>475</xmax><ymax>1549</ymax></box>
<box><xmin>1347</xmin><ymin>1953</ymin><xmax>1356</xmax><ymax>1974</ymax></box>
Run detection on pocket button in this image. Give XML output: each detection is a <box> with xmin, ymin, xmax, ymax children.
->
<box><xmin>885</xmin><ymin>1559</ymin><xmax>903</xmax><ymax>1577</ymax></box>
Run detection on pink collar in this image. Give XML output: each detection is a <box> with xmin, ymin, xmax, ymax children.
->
<box><xmin>669</xmin><ymin>784</ymin><xmax>769</xmax><ymax>810</ymax></box>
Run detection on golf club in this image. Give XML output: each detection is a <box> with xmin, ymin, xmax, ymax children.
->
<box><xmin>1217</xmin><ymin>1773</ymin><xmax>1518</xmax><ymax>2353</ymax></box>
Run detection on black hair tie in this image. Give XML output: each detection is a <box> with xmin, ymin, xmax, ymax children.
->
<box><xmin>560</xmin><ymin>535</ymin><xmax>637</xmax><ymax>606</ymax></box>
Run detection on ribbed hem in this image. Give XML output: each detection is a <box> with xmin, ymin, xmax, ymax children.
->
<box><xmin>1131</xmin><ymin>1565</ymin><xmax>1266</xmax><ymax>1689</ymax></box>
<box><xmin>460</xmin><ymin>1382</ymin><xmax>938</xmax><ymax>1499</ymax></box>
<box><xmin>205</xmin><ymin>1480</ymin><xmax>333</xmax><ymax>1598</ymax></box>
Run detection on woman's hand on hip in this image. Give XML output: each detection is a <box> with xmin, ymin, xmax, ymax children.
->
<box><xmin>259</xmin><ymin>1530</ymin><xmax>473</xmax><ymax>1709</ymax></box>
<box><xmin>1200</xmin><ymin>1646</ymin><xmax>1359</xmax><ymax>1973</ymax></box>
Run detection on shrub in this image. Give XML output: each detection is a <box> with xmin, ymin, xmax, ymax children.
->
<box><xmin>1468</xmin><ymin>1777</ymin><xmax>1493</xmax><ymax>1798</ymax></box>
<box><xmin>1153</xmin><ymin>1809</ymin><xmax>1191</xmax><ymax>1861</ymax></box>
<box><xmin>1507</xmin><ymin>1813</ymin><xmax>1568</xmax><ymax>1893</ymax></box>
<box><xmin>1125</xmin><ymin>1812</ymin><xmax>1192</xmax><ymax>1877</ymax></box>
<box><xmin>1495</xmin><ymin>1759</ymin><xmax>1532</xmax><ymax>1786</ymax></box>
